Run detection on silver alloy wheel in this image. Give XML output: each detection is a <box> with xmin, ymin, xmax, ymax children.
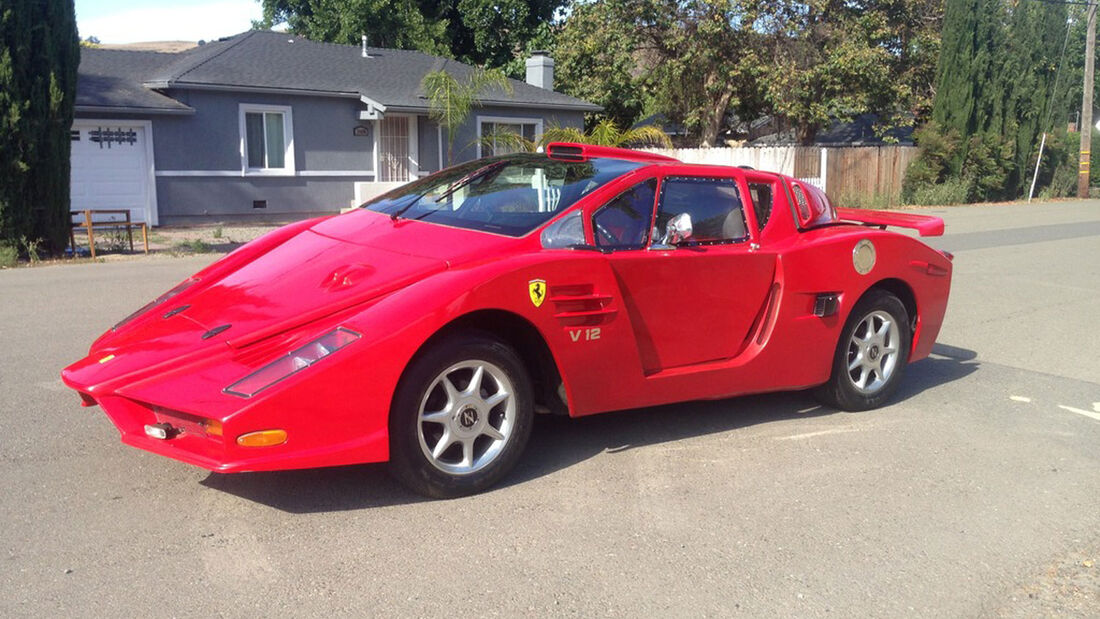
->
<box><xmin>846</xmin><ymin>309</ymin><xmax>901</xmax><ymax>394</ymax></box>
<box><xmin>417</xmin><ymin>360</ymin><xmax>516</xmax><ymax>475</ymax></box>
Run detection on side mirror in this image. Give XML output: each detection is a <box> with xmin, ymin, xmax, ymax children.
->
<box><xmin>661</xmin><ymin>213</ymin><xmax>693</xmax><ymax>245</ymax></box>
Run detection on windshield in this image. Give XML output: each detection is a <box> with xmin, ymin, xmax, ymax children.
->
<box><xmin>363</xmin><ymin>154</ymin><xmax>642</xmax><ymax>236</ymax></box>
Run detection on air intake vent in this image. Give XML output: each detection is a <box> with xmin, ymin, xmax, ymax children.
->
<box><xmin>253</xmin><ymin>200</ymin><xmax>267</xmax><ymax>209</ymax></box>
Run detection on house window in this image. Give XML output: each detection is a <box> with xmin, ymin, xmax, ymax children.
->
<box><xmin>240</xmin><ymin>105</ymin><xmax>294</xmax><ymax>173</ymax></box>
<box><xmin>478</xmin><ymin>116</ymin><xmax>542</xmax><ymax>157</ymax></box>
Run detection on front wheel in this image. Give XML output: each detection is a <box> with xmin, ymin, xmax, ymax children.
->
<box><xmin>814</xmin><ymin>289</ymin><xmax>911</xmax><ymax>411</ymax></box>
<box><xmin>388</xmin><ymin>333</ymin><xmax>534</xmax><ymax>498</ymax></box>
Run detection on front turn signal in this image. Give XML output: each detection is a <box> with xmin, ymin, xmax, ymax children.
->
<box><xmin>236</xmin><ymin>429</ymin><xmax>287</xmax><ymax>447</ymax></box>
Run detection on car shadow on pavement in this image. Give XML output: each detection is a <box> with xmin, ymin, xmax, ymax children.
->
<box><xmin>201</xmin><ymin>342</ymin><xmax>980</xmax><ymax>513</ymax></box>
<box><xmin>892</xmin><ymin>343</ymin><xmax>980</xmax><ymax>403</ymax></box>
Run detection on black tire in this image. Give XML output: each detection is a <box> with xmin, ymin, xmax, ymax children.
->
<box><xmin>814</xmin><ymin>288</ymin><xmax>911</xmax><ymax>411</ymax></box>
<box><xmin>388</xmin><ymin>333</ymin><xmax>534</xmax><ymax>498</ymax></box>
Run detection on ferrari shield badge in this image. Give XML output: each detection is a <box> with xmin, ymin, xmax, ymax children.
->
<box><xmin>528</xmin><ymin>279</ymin><xmax>547</xmax><ymax>308</ymax></box>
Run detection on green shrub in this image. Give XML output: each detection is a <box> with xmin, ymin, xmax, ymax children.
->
<box><xmin>905</xmin><ymin>178</ymin><xmax>971</xmax><ymax>206</ymax></box>
<box><xmin>0</xmin><ymin>243</ymin><xmax>17</xmax><ymax>268</ymax></box>
<box><xmin>961</xmin><ymin>132</ymin><xmax>1014</xmax><ymax>202</ymax></box>
<box><xmin>903</xmin><ymin>120</ymin><xmax>1024</xmax><ymax>204</ymax></box>
<box><xmin>175</xmin><ymin>239</ymin><xmax>212</xmax><ymax>253</ymax></box>
<box><xmin>902</xmin><ymin>121</ymin><xmax>962</xmax><ymax>203</ymax></box>
<box><xmin>19</xmin><ymin>236</ymin><xmax>42</xmax><ymax>264</ymax></box>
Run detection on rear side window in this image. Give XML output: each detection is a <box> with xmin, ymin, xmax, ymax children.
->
<box><xmin>593</xmin><ymin>179</ymin><xmax>657</xmax><ymax>250</ymax></box>
<box><xmin>656</xmin><ymin>177</ymin><xmax>747</xmax><ymax>244</ymax></box>
<box><xmin>747</xmin><ymin>183</ymin><xmax>773</xmax><ymax>230</ymax></box>
<box><xmin>790</xmin><ymin>180</ymin><xmax>839</xmax><ymax>229</ymax></box>
<box><xmin>791</xmin><ymin>183</ymin><xmax>811</xmax><ymax>221</ymax></box>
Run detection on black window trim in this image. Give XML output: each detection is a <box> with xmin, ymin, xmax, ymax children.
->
<box><xmin>656</xmin><ymin>175</ymin><xmax>751</xmax><ymax>247</ymax></box>
<box><xmin>591</xmin><ymin>177</ymin><xmax>660</xmax><ymax>252</ymax></box>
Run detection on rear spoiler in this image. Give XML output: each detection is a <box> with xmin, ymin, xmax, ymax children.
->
<box><xmin>836</xmin><ymin>208</ymin><xmax>944</xmax><ymax>237</ymax></box>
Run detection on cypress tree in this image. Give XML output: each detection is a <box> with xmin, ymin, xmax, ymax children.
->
<box><xmin>0</xmin><ymin>0</ymin><xmax>80</xmax><ymax>254</ymax></box>
<box><xmin>1002</xmin><ymin>1</ymin><xmax>1066</xmax><ymax>196</ymax></box>
<box><xmin>932</xmin><ymin>0</ymin><xmax>1001</xmax><ymax>175</ymax></box>
<box><xmin>917</xmin><ymin>0</ymin><xmax>1067</xmax><ymax>201</ymax></box>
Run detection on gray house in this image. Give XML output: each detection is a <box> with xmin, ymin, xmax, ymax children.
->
<box><xmin>73</xmin><ymin>30</ymin><xmax>599</xmax><ymax>225</ymax></box>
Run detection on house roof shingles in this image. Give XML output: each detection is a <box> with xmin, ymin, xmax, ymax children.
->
<box><xmin>76</xmin><ymin>49</ymin><xmax>195</xmax><ymax>114</ymax></box>
<box><xmin>79</xmin><ymin>30</ymin><xmax>599</xmax><ymax>114</ymax></box>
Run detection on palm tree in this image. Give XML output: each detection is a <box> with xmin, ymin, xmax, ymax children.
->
<box><xmin>478</xmin><ymin>118</ymin><xmax>673</xmax><ymax>154</ymax></box>
<box><xmin>422</xmin><ymin>68</ymin><xmax>512</xmax><ymax>166</ymax></box>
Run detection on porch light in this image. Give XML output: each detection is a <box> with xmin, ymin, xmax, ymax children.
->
<box><xmin>223</xmin><ymin>328</ymin><xmax>360</xmax><ymax>398</ymax></box>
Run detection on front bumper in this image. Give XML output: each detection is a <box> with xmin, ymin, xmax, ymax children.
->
<box><xmin>61</xmin><ymin>347</ymin><xmax>394</xmax><ymax>473</ymax></box>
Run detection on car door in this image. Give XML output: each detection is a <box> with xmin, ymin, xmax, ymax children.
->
<box><xmin>597</xmin><ymin>173</ymin><xmax>776</xmax><ymax>374</ymax></box>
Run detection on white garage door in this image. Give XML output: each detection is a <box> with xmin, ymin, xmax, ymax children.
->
<box><xmin>70</xmin><ymin>120</ymin><xmax>157</xmax><ymax>224</ymax></box>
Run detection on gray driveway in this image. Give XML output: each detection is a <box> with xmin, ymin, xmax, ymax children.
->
<box><xmin>2</xmin><ymin>201</ymin><xmax>1098</xmax><ymax>617</ymax></box>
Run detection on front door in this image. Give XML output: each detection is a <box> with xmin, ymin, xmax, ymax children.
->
<box><xmin>598</xmin><ymin>175</ymin><xmax>775</xmax><ymax>374</ymax></box>
<box><xmin>378</xmin><ymin>115</ymin><xmax>410</xmax><ymax>182</ymax></box>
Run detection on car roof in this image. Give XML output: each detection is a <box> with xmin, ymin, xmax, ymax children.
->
<box><xmin>545</xmin><ymin>142</ymin><xmax>786</xmax><ymax>181</ymax></box>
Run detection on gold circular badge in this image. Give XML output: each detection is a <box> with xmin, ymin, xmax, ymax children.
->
<box><xmin>853</xmin><ymin>239</ymin><xmax>876</xmax><ymax>275</ymax></box>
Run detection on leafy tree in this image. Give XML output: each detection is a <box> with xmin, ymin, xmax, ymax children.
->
<box><xmin>555</xmin><ymin>0</ymin><xmax>941</xmax><ymax>147</ymax></box>
<box><xmin>553</xmin><ymin>0</ymin><xmax>647</xmax><ymax>130</ymax></box>
<box><xmin>422</xmin><ymin>68</ymin><xmax>512</xmax><ymax>165</ymax></box>
<box><xmin>260</xmin><ymin>0</ymin><xmax>567</xmax><ymax>69</ymax></box>
<box><xmin>555</xmin><ymin>0</ymin><xmax>764</xmax><ymax>146</ymax></box>
<box><xmin>0</xmin><ymin>0</ymin><xmax>80</xmax><ymax>254</ymax></box>
<box><xmin>751</xmin><ymin>1</ymin><xmax>943</xmax><ymax>145</ymax></box>
<box><xmin>260</xmin><ymin>0</ymin><xmax>450</xmax><ymax>55</ymax></box>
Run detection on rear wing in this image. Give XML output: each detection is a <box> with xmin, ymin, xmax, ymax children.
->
<box><xmin>836</xmin><ymin>208</ymin><xmax>944</xmax><ymax>237</ymax></box>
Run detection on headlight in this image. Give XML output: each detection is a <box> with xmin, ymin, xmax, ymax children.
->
<box><xmin>223</xmin><ymin>328</ymin><xmax>360</xmax><ymax>398</ymax></box>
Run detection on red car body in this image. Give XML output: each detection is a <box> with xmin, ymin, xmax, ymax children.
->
<box><xmin>62</xmin><ymin>143</ymin><xmax>951</xmax><ymax>484</ymax></box>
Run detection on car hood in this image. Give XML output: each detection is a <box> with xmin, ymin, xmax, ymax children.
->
<box><xmin>91</xmin><ymin>220</ymin><xmax>458</xmax><ymax>356</ymax></box>
<box><xmin>65</xmin><ymin>210</ymin><xmax>526</xmax><ymax>392</ymax></box>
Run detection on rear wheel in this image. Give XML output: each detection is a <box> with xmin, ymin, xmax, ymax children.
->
<box><xmin>815</xmin><ymin>289</ymin><xmax>911</xmax><ymax>411</ymax></box>
<box><xmin>388</xmin><ymin>333</ymin><xmax>534</xmax><ymax>498</ymax></box>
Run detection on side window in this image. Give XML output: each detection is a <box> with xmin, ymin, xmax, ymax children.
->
<box><xmin>747</xmin><ymin>182</ymin><xmax>774</xmax><ymax>230</ymax></box>
<box><xmin>656</xmin><ymin>177</ymin><xmax>747</xmax><ymax>244</ymax></box>
<box><xmin>790</xmin><ymin>180</ymin><xmax>839</xmax><ymax>229</ymax></box>
<box><xmin>791</xmin><ymin>183</ymin><xmax>811</xmax><ymax>222</ymax></box>
<box><xmin>592</xmin><ymin>179</ymin><xmax>657</xmax><ymax>250</ymax></box>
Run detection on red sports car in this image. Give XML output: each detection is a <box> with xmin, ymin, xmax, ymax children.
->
<box><xmin>62</xmin><ymin>143</ymin><xmax>952</xmax><ymax>497</ymax></box>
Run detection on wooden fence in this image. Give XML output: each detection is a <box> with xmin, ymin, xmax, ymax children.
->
<box><xmin>642</xmin><ymin>145</ymin><xmax>919</xmax><ymax>206</ymax></box>
<box><xmin>825</xmin><ymin>146</ymin><xmax>919</xmax><ymax>207</ymax></box>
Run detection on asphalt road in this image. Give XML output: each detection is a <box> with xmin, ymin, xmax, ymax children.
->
<box><xmin>2</xmin><ymin>201</ymin><xmax>1098</xmax><ymax>617</ymax></box>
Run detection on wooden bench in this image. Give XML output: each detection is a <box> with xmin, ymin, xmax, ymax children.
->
<box><xmin>69</xmin><ymin>209</ymin><xmax>149</xmax><ymax>259</ymax></box>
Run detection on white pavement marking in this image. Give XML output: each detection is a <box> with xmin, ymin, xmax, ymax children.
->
<box><xmin>1010</xmin><ymin>395</ymin><xmax>1032</xmax><ymax>403</ymax></box>
<box><xmin>1093</xmin><ymin>402</ymin><xmax>1100</xmax><ymax>413</ymax></box>
<box><xmin>1057</xmin><ymin>405</ymin><xmax>1100</xmax><ymax>423</ymax></box>
<box><xmin>776</xmin><ymin>427</ymin><xmax>864</xmax><ymax>441</ymax></box>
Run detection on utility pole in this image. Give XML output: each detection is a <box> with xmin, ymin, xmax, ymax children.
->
<box><xmin>1079</xmin><ymin>1</ymin><xmax>1097</xmax><ymax>198</ymax></box>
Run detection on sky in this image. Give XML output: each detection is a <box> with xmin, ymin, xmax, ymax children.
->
<box><xmin>76</xmin><ymin>0</ymin><xmax>267</xmax><ymax>44</ymax></box>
